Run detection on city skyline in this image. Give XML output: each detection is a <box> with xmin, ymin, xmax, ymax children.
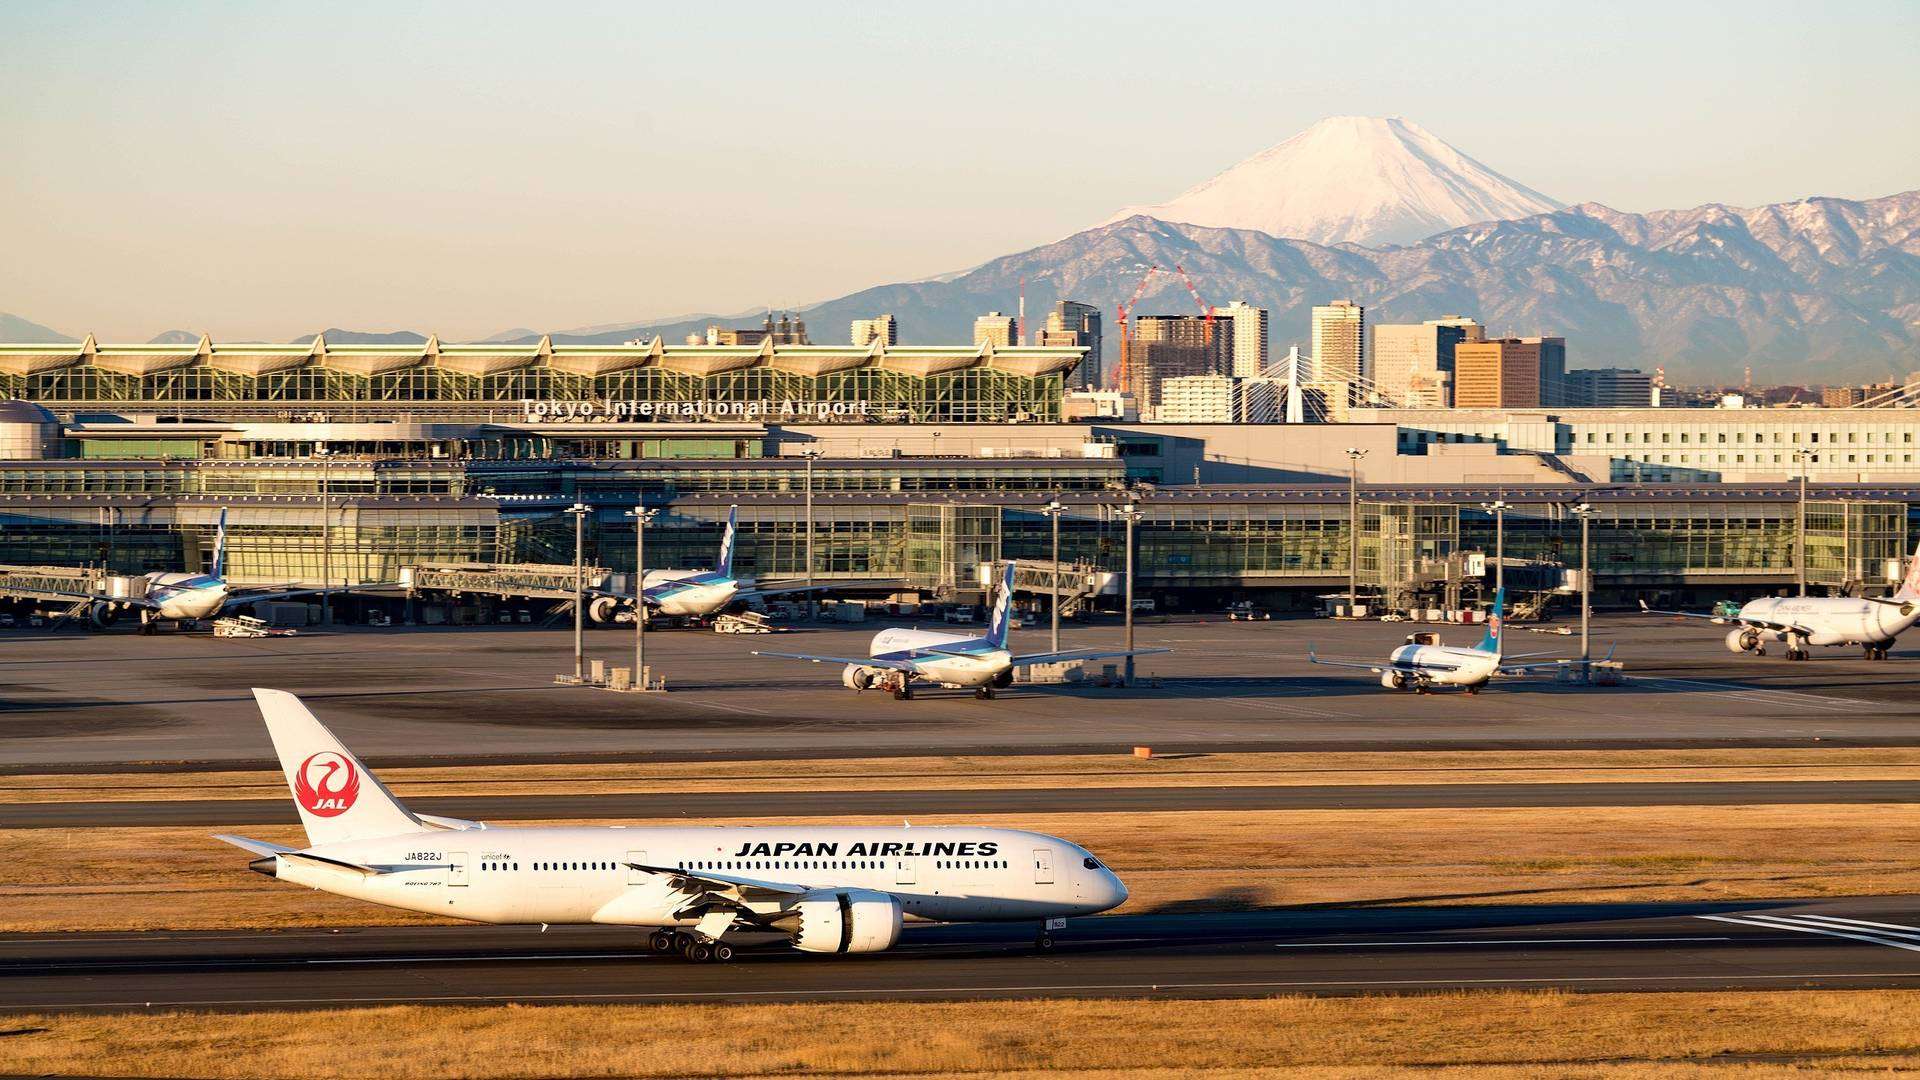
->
<box><xmin>2</xmin><ymin>0</ymin><xmax>1916</xmax><ymax>342</ymax></box>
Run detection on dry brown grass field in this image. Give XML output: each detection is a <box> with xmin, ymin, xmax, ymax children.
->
<box><xmin>3</xmin><ymin>747</ymin><xmax>1916</xmax><ymax>803</ymax></box>
<box><xmin>5</xmin><ymin>803</ymin><xmax>1917</xmax><ymax>932</ymax></box>
<box><xmin>2</xmin><ymin>991</ymin><xmax>1917</xmax><ymax>1078</ymax></box>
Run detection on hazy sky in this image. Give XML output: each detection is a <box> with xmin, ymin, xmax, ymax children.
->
<box><xmin>3</xmin><ymin>0</ymin><xmax>1916</xmax><ymax>341</ymax></box>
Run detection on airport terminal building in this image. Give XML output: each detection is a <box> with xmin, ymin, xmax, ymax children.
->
<box><xmin>6</xmin><ymin>334</ymin><xmax>1920</xmax><ymax>616</ymax></box>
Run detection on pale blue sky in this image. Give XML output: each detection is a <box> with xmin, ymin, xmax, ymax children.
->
<box><xmin>3</xmin><ymin>0</ymin><xmax>1915</xmax><ymax>340</ymax></box>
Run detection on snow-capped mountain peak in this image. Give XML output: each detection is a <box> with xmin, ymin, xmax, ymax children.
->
<box><xmin>1104</xmin><ymin>116</ymin><xmax>1564</xmax><ymax>248</ymax></box>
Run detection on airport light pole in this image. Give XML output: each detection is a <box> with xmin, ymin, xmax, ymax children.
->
<box><xmin>1570</xmin><ymin>501</ymin><xmax>1597</xmax><ymax>675</ymax></box>
<box><xmin>1793</xmin><ymin>447</ymin><xmax>1809</xmax><ymax>596</ymax></box>
<box><xmin>627</xmin><ymin>505</ymin><xmax>657</xmax><ymax>690</ymax></box>
<box><xmin>1479</xmin><ymin>499</ymin><xmax>1511</xmax><ymax>596</ymax></box>
<box><xmin>316</xmin><ymin>447</ymin><xmax>333</xmax><ymax>627</ymax></box>
<box><xmin>567</xmin><ymin>503</ymin><xmax>589</xmax><ymax>682</ymax></box>
<box><xmin>1344</xmin><ymin>448</ymin><xmax>1367</xmax><ymax>617</ymax></box>
<box><xmin>1041</xmin><ymin>497</ymin><xmax>1065</xmax><ymax>655</ymax></box>
<box><xmin>801</xmin><ymin>447</ymin><xmax>822</xmax><ymax>622</ymax></box>
<box><xmin>1114</xmin><ymin>500</ymin><xmax>1144</xmax><ymax>687</ymax></box>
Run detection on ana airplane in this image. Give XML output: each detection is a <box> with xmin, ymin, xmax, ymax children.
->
<box><xmin>1308</xmin><ymin>588</ymin><xmax>1573</xmax><ymax>694</ymax></box>
<box><xmin>754</xmin><ymin>562</ymin><xmax>1169</xmax><ymax>699</ymax></box>
<box><xmin>35</xmin><ymin>509</ymin><xmax>360</xmax><ymax>630</ymax></box>
<box><xmin>591</xmin><ymin>505</ymin><xmax>874</xmax><ymax>622</ymax></box>
<box><xmin>214</xmin><ymin>689</ymin><xmax>1129</xmax><ymax>962</ymax></box>
<box><xmin>1641</xmin><ymin>540</ymin><xmax>1920</xmax><ymax>661</ymax></box>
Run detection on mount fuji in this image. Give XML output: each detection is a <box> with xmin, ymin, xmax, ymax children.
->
<box><xmin>1104</xmin><ymin>116</ymin><xmax>1564</xmax><ymax>248</ymax></box>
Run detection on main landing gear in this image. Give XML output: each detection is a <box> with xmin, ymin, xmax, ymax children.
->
<box><xmin>650</xmin><ymin>929</ymin><xmax>736</xmax><ymax>963</ymax></box>
<box><xmin>975</xmin><ymin>685</ymin><xmax>996</xmax><ymax>700</ymax></box>
<box><xmin>1786</xmin><ymin>636</ymin><xmax>1812</xmax><ymax>662</ymax></box>
<box><xmin>1863</xmin><ymin>644</ymin><xmax>1892</xmax><ymax>661</ymax></box>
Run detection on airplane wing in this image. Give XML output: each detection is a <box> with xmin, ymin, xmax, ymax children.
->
<box><xmin>742</xmin><ymin>579</ymin><xmax>893</xmax><ymax>599</ymax></box>
<box><xmin>1637</xmin><ymin>599</ymin><xmax>1725</xmax><ymax>622</ymax></box>
<box><xmin>751</xmin><ymin>650</ymin><xmax>920</xmax><ymax>672</ymax></box>
<box><xmin>226</xmin><ymin>581</ymin><xmax>403</xmax><ymax>606</ymax></box>
<box><xmin>1307</xmin><ymin>645</ymin><xmax>1458</xmax><ymax>674</ymax></box>
<box><xmin>1498</xmin><ymin>644</ymin><xmax>1617</xmax><ymax>675</ymax></box>
<box><xmin>1009</xmin><ymin>647</ymin><xmax>1172</xmax><ymax>666</ymax></box>
<box><xmin>625</xmin><ymin>861</ymin><xmax>808</xmax><ymax>901</ymax></box>
<box><xmin>1637</xmin><ymin>600</ymin><xmax>1814</xmax><ymax>637</ymax></box>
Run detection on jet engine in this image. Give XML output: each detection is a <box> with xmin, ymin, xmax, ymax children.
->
<box><xmin>1726</xmin><ymin>627</ymin><xmax>1761</xmax><ymax>654</ymax></box>
<box><xmin>786</xmin><ymin>889</ymin><xmax>903</xmax><ymax>954</ymax></box>
<box><xmin>842</xmin><ymin>664</ymin><xmax>877</xmax><ymax>691</ymax></box>
<box><xmin>1381</xmin><ymin>671</ymin><xmax>1407</xmax><ymax>690</ymax></box>
<box><xmin>587</xmin><ymin>596</ymin><xmax>626</xmax><ymax>625</ymax></box>
<box><xmin>992</xmin><ymin>669</ymin><xmax>1014</xmax><ymax>689</ymax></box>
<box><xmin>89</xmin><ymin>602</ymin><xmax>120</xmax><ymax>628</ymax></box>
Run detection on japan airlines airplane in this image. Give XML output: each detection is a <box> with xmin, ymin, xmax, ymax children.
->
<box><xmin>753</xmin><ymin>562</ymin><xmax>1169</xmax><ymax>699</ymax></box>
<box><xmin>1641</xmin><ymin>539</ymin><xmax>1920</xmax><ymax>661</ymax></box>
<box><xmin>1308</xmin><ymin>588</ymin><xmax>1572</xmax><ymax>694</ymax></box>
<box><xmin>592</xmin><ymin>506</ymin><xmax>876</xmax><ymax>621</ymax></box>
<box><xmin>36</xmin><ymin>509</ymin><xmax>358</xmax><ymax>630</ymax></box>
<box><xmin>214</xmin><ymin>689</ymin><xmax>1128</xmax><ymax>962</ymax></box>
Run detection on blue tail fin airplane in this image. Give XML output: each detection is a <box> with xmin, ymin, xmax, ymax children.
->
<box><xmin>1308</xmin><ymin>587</ymin><xmax>1583</xmax><ymax>695</ymax></box>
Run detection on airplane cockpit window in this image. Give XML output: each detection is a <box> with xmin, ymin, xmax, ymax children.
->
<box><xmin>1083</xmin><ymin>857</ymin><xmax>1102</xmax><ymax>870</ymax></box>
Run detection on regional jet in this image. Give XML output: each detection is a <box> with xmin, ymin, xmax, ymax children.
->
<box><xmin>753</xmin><ymin>562</ymin><xmax>1169</xmax><ymax>699</ymax></box>
<box><xmin>1308</xmin><ymin>588</ymin><xmax>1574</xmax><ymax>694</ymax></box>
<box><xmin>213</xmin><ymin>689</ymin><xmax>1128</xmax><ymax>961</ymax></box>
<box><xmin>28</xmin><ymin>509</ymin><xmax>367</xmax><ymax>631</ymax></box>
<box><xmin>1640</xmin><ymin>539</ymin><xmax>1920</xmax><ymax>661</ymax></box>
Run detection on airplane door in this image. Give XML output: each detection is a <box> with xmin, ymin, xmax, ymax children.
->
<box><xmin>447</xmin><ymin>851</ymin><xmax>468</xmax><ymax>887</ymax></box>
<box><xmin>1033</xmin><ymin>848</ymin><xmax>1054</xmax><ymax>885</ymax></box>
<box><xmin>626</xmin><ymin>850</ymin><xmax>649</xmax><ymax>885</ymax></box>
<box><xmin>894</xmin><ymin>856</ymin><xmax>916</xmax><ymax>886</ymax></box>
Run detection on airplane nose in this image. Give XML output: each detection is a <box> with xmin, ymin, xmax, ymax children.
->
<box><xmin>1106</xmin><ymin>871</ymin><xmax>1129</xmax><ymax>909</ymax></box>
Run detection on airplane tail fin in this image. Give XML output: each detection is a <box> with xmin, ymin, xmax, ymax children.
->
<box><xmin>716</xmin><ymin>505</ymin><xmax>737</xmax><ymax>578</ymax></box>
<box><xmin>253</xmin><ymin>688</ymin><xmax>423</xmax><ymax>846</ymax></box>
<box><xmin>985</xmin><ymin>561</ymin><xmax>1016</xmax><ymax>649</ymax></box>
<box><xmin>1476</xmin><ymin>587</ymin><xmax>1506</xmax><ymax>656</ymax></box>
<box><xmin>211</xmin><ymin>508</ymin><xmax>228</xmax><ymax>580</ymax></box>
<box><xmin>1896</xmin><ymin>540</ymin><xmax>1920</xmax><ymax>601</ymax></box>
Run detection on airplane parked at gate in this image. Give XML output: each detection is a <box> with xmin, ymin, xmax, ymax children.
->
<box><xmin>1308</xmin><ymin>587</ymin><xmax>1575</xmax><ymax>694</ymax></box>
<box><xmin>214</xmin><ymin>689</ymin><xmax>1128</xmax><ymax>962</ymax></box>
<box><xmin>754</xmin><ymin>562</ymin><xmax>1169</xmax><ymax>699</ymax></box>
<box><xmin>1641</xmin><ymin>539</ymin><xmax>1920</xmax><ymax>661</ymax></box>
<box><xmin>591</xmin><ymin>505</ymin><xmax>878</xmax><ymax>622</ymax></box>
<box><xmin>24</xmin><ymin>509</ymin><xmax>365</xmax><ymax>630</ymax></box>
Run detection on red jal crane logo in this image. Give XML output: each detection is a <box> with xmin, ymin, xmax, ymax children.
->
<box><xmin>293</xmin><ymin>752</ymin><xmax>360</xmax><ymax>817</ymax></box>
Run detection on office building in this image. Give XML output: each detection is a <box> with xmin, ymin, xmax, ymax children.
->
<box><xmin>1311</xmin><ymin>300</ymin><xmax>1365</xmax><ymax>380</ymax></box>
<box><xmin>1156</xmin><ymin>374</ymin><xmax>1241</xmax><ymax>423</ymax></box>
<box><xmin>1521</xmin><ymin>336</ymin><xmax>1567</xmax><ymax>406</ymax></box>
<box><xmin>1823</xmin><ymin>385</ymin><xmax>1867</xmax><ymax>407</ymax></box>
<box><xmin>1453</xmin><ymin>338</ymin><xmax>1541</xmax><ymax>408</ymax></box>
<box><xmin>1043</xmin><ymin>300</ymin><xmax>1104</xmax><ymax>388</ymax></box>
<box><xmin>1564</xmin><ymin>367</ymin><xmax>1654</xmax><ymax>407</ymax></box>
<box><xmin>850</xmin><ymin>315</ymin><xmax>898</xmax><ymax>347</ymax></box>
<box><xmin>973</xmin><ymin>312</ymin><xmax>1018</xmax><ymax>348</ymax></box>
<box><xmin>1216</xmin><ymin>300</ymin><xmax>1269</xmax><ymax>379</ymax></box>
<box><xmin>708</xmin><ymin>312</ymin><xmax>810</xmax><ymax>346</ymax></box>
<box><xmin>1370</xmin><ymin>316</ymin><xmax>1482</xmax><ymax>408</ymax></box>
<box><xmin>1123</xmin><ymin>315</ymin><xmax>1228</xmax><ymax>413</ymax></box>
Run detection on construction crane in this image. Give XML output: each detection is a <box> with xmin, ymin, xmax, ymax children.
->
<box><xmin>1114</xmin><ymin>265</ymin><xmax>1163</xmax><ymax>391</ymax></box>
<box><xmin>1171</xmin><ymin>263</ymin><xmax>1217</xmax><ymax>345</ymax></box>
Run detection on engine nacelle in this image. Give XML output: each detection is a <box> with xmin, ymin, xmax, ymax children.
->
<box><xmin>789</xmin><ymin>889</ymin><xmax>903</xmax><ymax>954</ymax></box>
<box><xmin>1381</xmin><ymin>671</ymin><xmax>1406</xmax><ymax>690</ymax></box>
<box><xmin>89</xmin><ymin>602</ymin><xmax>119</xmax><ymax>628</ymax></box>
<box><xmin>842</xmin><ymin>664</ymin><xmax>877</xmax><ymax>691</ymax></box>
<box><xmin>992</xmin><ymin>669</ymin><xmax>1014</xmax><ymax>689</ymax></box>
<box><xmin>587</xmin><ymin>596</ymin><xmax>625</xmax><ymax>625</ymax></box>
<box><xmin>1726</xmin><ymin>627</ymin><xmax>1760</xmax><ymax>653</ymax></box>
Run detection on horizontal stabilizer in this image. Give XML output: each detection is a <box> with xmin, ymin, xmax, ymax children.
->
<box><xmin>280</xmin><ymin>850</ymin><xmax>385</xmax><ymax>877</ymax></box>
<box><xmin>211</xmin><ymin>833</ymin><xmax>292</xmax><ymax>858</ymax></box>
<box><xmin>416</xmin><ymin>813</ymin><xmax>487</xmax><ymax>831</ymax></box>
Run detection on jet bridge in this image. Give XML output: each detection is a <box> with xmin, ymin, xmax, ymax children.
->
<box><xmin>986</xmin><ymin>559</ymin><xmax>1118</xmax><ymax>617</ymax></box>
<box><xmin>0</xmin><ymin>565</ymin><xmax>154</xmax><ymax>628</ymax></box>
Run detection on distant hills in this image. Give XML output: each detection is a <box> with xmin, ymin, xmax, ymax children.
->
<box><xmin>0</xmin><ymin>313</ymin><xmax>73</xmax><ymax>341</ymax></box>
<box><xmin>291</xmin><ymin>328</ymin><xmax>429</xmax><ymax>345</ymax></box>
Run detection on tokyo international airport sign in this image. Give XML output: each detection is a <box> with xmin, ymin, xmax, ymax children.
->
<box><xmin>522</xmin><ymin>399</ymin><xmax>873</xmax><ymax>422</ymax></box>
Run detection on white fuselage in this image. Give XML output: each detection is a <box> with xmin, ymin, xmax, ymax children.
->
<box><xmin>863</xmin><ymin>627</ymin><xmax>1011</xmax><ymax>688</ymax></box>
<box><xmin>641</xmin><ymin>570</ymin><xmax>739</xmax><ymax>618</ymax></box>
<box><xmin>142</xmin><ymin>572</ymin><xmax>230</xmax><ymax>621</ymax></box>
<box><xmin>1736</xmin><ymin>596</ymin><xmax>1919</xmax><ymax>647</ymax></box>
<box><xmin>272</xmin><ymin>824</ymin><xmax>1125</xmax><ymax>928</ymax></box>
<box><xmin>1389</xmin><ymin>643</ymin><xmax>1499</xmax><ymax>688</ymax></box>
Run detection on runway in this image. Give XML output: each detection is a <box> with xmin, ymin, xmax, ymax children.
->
<box><xmin>6</xmin><ymin>896</ymin><xmax>1920</xmax><ymax>1012</ymax></box>
<box><xmin>8</xmin><ymin>779</ymin><xmax>1914</xmax><ymax>828</ymax></box>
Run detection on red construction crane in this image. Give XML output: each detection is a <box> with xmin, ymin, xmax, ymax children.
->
<box><xmin>1114</xmin><ymin>265</ymin><xmax>1163</xmax><ymax>391</ymax></box>
<box><xmin>1172</xmin><ymin>263</ymin><xmax>1217</xmax><ymax>345</ymax></box>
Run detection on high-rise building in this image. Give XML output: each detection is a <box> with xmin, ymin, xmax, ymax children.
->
<box><xmin>1154</xmin><ymin>374</ymin><xmax>1281</xmax><ymax>423</ymax></box>
<box><xmin>1453</xmin><ymin>338</ymin><xmax>1541</xmax><ymax>407</ymax></box>
<box><xmin>850</xmin><ymin>314</ymin><xmax>898</xmax><ymax>346</ymax></box>
<box><xmin>1123</xmin><ymin>315</ymin><xmax>1228</xmax><ymax>413</ymax></box>
<box><xmin>1370</xmin><ymin>316</ymin><xmax>1482</xmax><ymax>407</ymax></box>
<box><xmin>1822</xmin><ymin>385</ymin><xmax>1867</xmax><ymax>407</ymax></box>
<box><xmin>1311</xmin><ymin>300</ymin><xmax>1365</xmax><ymax>380</ymax></box>
<box><xmin>1216</xmin><ymin>300</ymin><xmax>1269</xmax><ymax>378</ymax></box>
<box><xmin>708</xmin><ymin>312</ymin><xmax>810</xmax><ymax>346</ymax></box>
<box><xmin>1044</xmin><ymin>300</ymin><xmax>1104</xmax><ymax>387</ymax></box>
<box><xmin>1521</xmin><ymin>336</ymin><xmax>1567</xmax><ymax>406</ymax></box>
<box><xmin>973</xmin><ymin>312</ymin><xmax>1018</xmax><ymax>348</ymax></box>
<box><xmin>1565</xmin><ymin>367</ymin><xmax>1654</xmax><ymax>407</ymax></box>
